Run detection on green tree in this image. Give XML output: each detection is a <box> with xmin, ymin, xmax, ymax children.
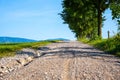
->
<box><xmin>60</xmin><ymin>0</ymin><xmax>120</xmax><ymax>39</ymax></box>
<box><xmin>92</xmin><ymin>0</ymin><xmax>109</xmax><ymax>38</ymax></box>
<box><xmin>92</xmin><ymin>0</ymin><xmax>120</xmax><ymax>38</ymax></box>
<box><xmin>60</xmin><ymin>0</ymin><xmax>98</xmax><ymax>39</ymax></box>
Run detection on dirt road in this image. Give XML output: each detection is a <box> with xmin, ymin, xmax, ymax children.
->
<box><xmin>2</xmin><ymin>41</ymin><xmax>120</xmax><ymax>80</ymax></box>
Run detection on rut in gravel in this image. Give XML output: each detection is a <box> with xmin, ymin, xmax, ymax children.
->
<box><xmin>2</xmin><ymin>41</ymin><xmax>120</xmax><ymax>80</ymax></box>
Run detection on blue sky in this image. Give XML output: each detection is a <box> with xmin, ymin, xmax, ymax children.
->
<box><xmin>103</xmin><ymin>9</ymin><xmax>118</xmax><ymax>38</ymax></box>
<box><xmin>0</xmin><ymin>0</ymin><xmax>118</xmax><ymax>40</ymax></box>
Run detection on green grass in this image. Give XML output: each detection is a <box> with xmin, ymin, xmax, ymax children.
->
<box><xmin>79</xmin><ymin>35</ymin><xmax>120</xmax><ymax>57</ymax></box>
<box><xmin>0</xmin><ymin>40</ymin><xmax>57</xmax><ymax>58</ymax></box>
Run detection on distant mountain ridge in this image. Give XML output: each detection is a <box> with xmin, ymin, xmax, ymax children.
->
<box><xmin>0</xmin><ymin>37</ymin><xmax>70</xmax><ymax>43</ymax></box>
<box><xmin>0</xmin><ymin>37</ymin><xmax>37</xmax><ymax>43</ymax></box>
<box><xmin>46</xmin><ymin>38</ymin><xmax>70</xmax><ymax>41</ymax></box>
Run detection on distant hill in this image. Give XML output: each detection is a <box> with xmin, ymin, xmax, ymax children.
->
<box><xmin>0</xmin><ymin>37</ymin><xmax>37</xmax><ymax>43</ymax></box>
<box><xmin>46</xmin><ymin>38</ymin><xmax>70</xmax><ymax>41</ymax></box>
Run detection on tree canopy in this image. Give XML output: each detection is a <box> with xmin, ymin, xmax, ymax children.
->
<box><xmin>60</xmin><ymin>0</ymin><xmax>120</xmax><ymax>39</ymax></box>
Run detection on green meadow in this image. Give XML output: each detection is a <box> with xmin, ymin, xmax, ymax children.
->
<box><xmin>0</xmin><ymin>41</ymin><xmax>57</xmax><ymax>58</ymax></box>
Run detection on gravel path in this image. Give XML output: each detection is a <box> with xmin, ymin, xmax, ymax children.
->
<box><xmin>2</xmin><ymin>41</ymin><xmax>120</xmax><ymax>80</ymax></box>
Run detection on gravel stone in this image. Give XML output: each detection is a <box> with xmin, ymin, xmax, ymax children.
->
<box><xmin>1</xmin><ymin>41</ymin><xmax>120</xmax><ymax>80</ymax></box>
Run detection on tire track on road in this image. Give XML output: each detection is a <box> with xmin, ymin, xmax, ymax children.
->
<box><xmin>62</xmin><ymin>59</ymin><xmax>71</xmax><ymax>80</ymax></box>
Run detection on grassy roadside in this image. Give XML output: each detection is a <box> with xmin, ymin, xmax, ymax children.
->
<box><xmin>79</xmin><ymin>35</ymin><xmax>120</xmax><ymax>57</ymax></box>
<box><xmin>0</xmin><ymin>40</ymin><xmax>58</xmax><ymax>58</ymax></box>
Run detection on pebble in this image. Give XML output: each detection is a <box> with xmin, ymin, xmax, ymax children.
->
<box><xmin>1</xmin><ymin>41</ymin><xmax>120</xmax><ymax>80</ymax></box>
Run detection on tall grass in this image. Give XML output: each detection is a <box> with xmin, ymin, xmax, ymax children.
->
<box><xmin>0</xmin><ymin>41</ymin><xmax>55</xmax><ymax>58</ymax></box>
<box><xmin>79</xmin><ymin>34</ymin><xmax>120</xmax><ymax>57</ymax></box>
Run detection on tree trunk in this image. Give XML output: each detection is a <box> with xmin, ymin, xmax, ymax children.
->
<box><xmin>97</xmin><ymin>0</ymin><xmax>102</xmax><ymax>39</ymax></box>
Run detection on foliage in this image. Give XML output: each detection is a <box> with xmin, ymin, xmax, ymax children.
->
<box><xmin>60</xmin><ymin>0</ymin><xmax>120</xmax><ymax>39</ymax></box>
<box><xmin>110</xmin><ymin>1</ymin><xmax>120</xmax><ymax>33</ymax></box>
<box><xmin>60</xmin><ymin>0</ymin><xmax>98</xmax><ymax>39</ymax></box>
